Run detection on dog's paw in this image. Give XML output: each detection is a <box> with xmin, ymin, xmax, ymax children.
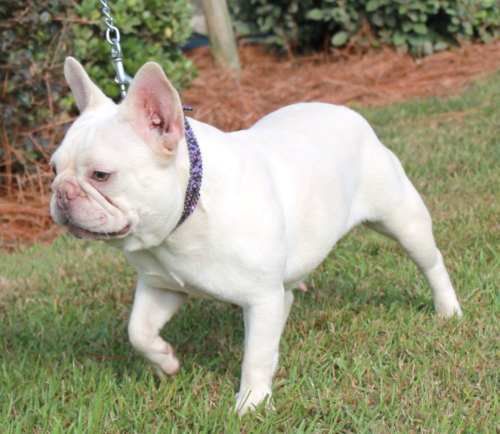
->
<box><xmin>233</xmin><ymin>388</ymin><xmax>274</xmax><ymax>415</ymax></box>
<box><xmin>434</xmin><ymin>294</ymin><xmax>463</xmax><ymax>318</ymax></box>
<box><xmin>436</xmin><ymin>303</ymin><xmax>463</xmax><ymax>319</ymax></box>
<box><xmin>149</xmin><ymin>343</ymin><xmax>180</xmax><ymax>377</ymax></box>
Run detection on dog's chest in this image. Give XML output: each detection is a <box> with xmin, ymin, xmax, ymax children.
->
<box><xmin>125</xmin><ymin>248</ymin><xmax>216</xmax><ymax>300</ymax></box>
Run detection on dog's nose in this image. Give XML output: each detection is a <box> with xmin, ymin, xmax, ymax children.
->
<box><xmin>56</xmin><ymin>181</ymin><xmax>81</xmax><ymax>209</ymax></box>
<box><xmin>64</xmin><ymin>185</ymin><xmax>79</xmax><ymax>200</ymax></box>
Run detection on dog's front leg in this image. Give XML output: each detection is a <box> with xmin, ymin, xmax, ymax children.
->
<box><xmin>235</xmin><ymin>289</ymin><xmax>285</xmax><ymax>414</ymax></box>
<box><xmin>128</xmin><ymin>279</ymin><xmax>187</xmax><ymax>377</ymax></box>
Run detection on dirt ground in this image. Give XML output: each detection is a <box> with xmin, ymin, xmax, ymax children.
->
<box><xmin>184</xmin><ymin>42</ymin><xmax>500</xmax><ymax>131</ymax></box>
<box><xmin>2</xmin><ymin>42</ymin><xmax>500</xmax><ymax>248</ymax></box>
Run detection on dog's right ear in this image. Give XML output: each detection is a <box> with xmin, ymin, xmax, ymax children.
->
<box><xmin>64</xmin><ymin>57</ymin><xmax>111</xmax><ymax>112</ymax></box>
<box><xmin>119</xmin><ymin>62</ymin><xmax>185</xmax><ymax>157</ymax></box>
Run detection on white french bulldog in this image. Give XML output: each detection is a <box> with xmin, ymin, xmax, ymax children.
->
<box><xmin>51</xmin><ymin>57</ymin><xmax>462</xmax><ymax>414</ymax></box>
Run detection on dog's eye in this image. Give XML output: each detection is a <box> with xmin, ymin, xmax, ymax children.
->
<box><xmin>92</xmin><ymin>171</ymin><xmax>110</xmax><ymax>182</ymax></box>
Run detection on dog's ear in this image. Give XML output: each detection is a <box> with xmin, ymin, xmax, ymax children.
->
<box><xmin>120</xmin><ymin>62</ymin><xmax>184</xmax><ymax>155</ymax></box>
<box><xmin>64</xmin><ymin>57</ymin><xmax>110</xmax><ymax>112</ymax></box>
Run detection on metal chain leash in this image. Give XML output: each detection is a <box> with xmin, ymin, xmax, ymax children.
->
<box><xmin>99</xmin><ymin>0</ymin><xmax>133</xmax><ymax>98</ymax></box>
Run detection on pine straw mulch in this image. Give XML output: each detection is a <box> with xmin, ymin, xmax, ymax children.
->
<box><xmin>2</xmin><ymin>42</ymin><xmax>500</xmax><ymax>249</ymax></box>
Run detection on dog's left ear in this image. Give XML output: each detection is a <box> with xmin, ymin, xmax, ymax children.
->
<box><xmin>120</xmin><ymin>62</ymin><xmax>184</xmax><ymax>155</ymax></box>
<box><xmin>64</xmin><ymin>57</ymin><xmax>111</xmax><ymax>112</ymax></box>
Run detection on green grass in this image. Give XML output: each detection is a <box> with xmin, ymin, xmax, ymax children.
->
<box><xmin>1</xmin><ymin>74</ymin><xmax>500</xmax><ymax>433</ymax></box>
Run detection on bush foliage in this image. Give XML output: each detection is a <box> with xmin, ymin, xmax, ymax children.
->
<box><xmin>74</xmin><ymin>0</ymin><xmax>196</xmax><ymax>98</ymax></box>
<box><xmin>0</xmin><ymin>0</ymin><xmax>196</xmax><ymax>172</ymax></box>
<box><xmin>231</xmin><ymin>0</ymin><xmax>500</xmax><ymax>55</ymax></box>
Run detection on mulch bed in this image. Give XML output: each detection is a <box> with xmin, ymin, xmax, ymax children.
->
<box><xmin>2</xmin><ymin>42</ymin><xmax>500</xmax><ymax>248</ymax></box>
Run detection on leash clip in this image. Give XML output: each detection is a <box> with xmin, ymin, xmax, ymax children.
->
<box><xmin>110</xmin><ymin>39</ymin><xmax>133</xmax><ymax>98</ymax></box>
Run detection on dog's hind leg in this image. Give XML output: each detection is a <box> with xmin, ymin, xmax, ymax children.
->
<box><xmin>362</xmin><ymin>153</ymin><xmax>462</xmax><ymax>317</ymax></box>
<box><xmin>128</xmin><ymin>279</ymin><xmax>187</xmax><ymax>377</ymax></box>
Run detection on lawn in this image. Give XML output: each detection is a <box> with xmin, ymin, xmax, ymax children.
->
<box><xmin>1</xmin><ymin>74</ymin><xmax>499</xmax><ymax>433</ymax></box>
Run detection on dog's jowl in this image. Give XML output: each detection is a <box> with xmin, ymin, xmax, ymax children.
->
<box><xmin>51</xmin><ymin>58</ymin><xmax>462</xmax><ymax>414</ymax></box>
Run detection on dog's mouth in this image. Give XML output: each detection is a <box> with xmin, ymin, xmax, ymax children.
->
<box><xmin>66</xmin><ymin>222</ymin><xmax>132</xmax><ymax>240</ymax></box>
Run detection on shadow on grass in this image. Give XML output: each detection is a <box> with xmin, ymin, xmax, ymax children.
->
<box><xmin>2</xmin><ymin>272</ymin><xmax>434</xmax><ymax>384</ymax></box>
<box><xmin>298</xmin><ymin>275</ymin><xmax>435</xmax><ymax>316</ymax></box>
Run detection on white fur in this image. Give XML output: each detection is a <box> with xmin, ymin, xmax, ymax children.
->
<box><xmin>51</xmin><ymin>58</ymin><xmax>462</xmax><ymax>415</ymax></box>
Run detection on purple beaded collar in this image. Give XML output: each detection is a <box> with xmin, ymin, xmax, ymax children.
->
<box><xmin>175</xmin><ymin>104</ymin><xmax>202</xmax><ymax>229</ymax></box>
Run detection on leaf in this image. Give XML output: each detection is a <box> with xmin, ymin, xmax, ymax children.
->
<box><xmin>40</xmin><ymin>11</ymin><xmax>51</xmax><ymax>24</ymax></box>
<box><xmin>366</xmin><ymin>0</ymin><xmax>379</xmax><ymax>13</ymax></box>
<box><xmin>463</xmin><ymin>22</ymin><xmax>473</xmax><ymax>36</ymax></box>
<box><xmin>413</xmin><ymin>23</ymin><xmax>428</xmax><ymax>35</ymax></box>
<box><xmin>407</xmin><ymin>34</ymin><xmax>426</xmax><ymax>47</ymax></box>
<box><xmin>392</xmin><ymin>32</ymin><xmax>406</xmax><ymax>46</ymax></box>
<box><xmin>331</xmin><ymin>31</ymin><xmax>349</xmax><ymax>46</ymax></box>
<box><xmin>480</xmin><ymin>32</ymin><xmax>493</xmax><ymax>44</ymax></box>
<box><xmin>407</xmin><ymin>11</ymin><xmax>419</xmax><ymax>22</ymax></box>
<box><xmin>16</xmin><ymin>92</ymin><xmax>31</xmax><ymax>107</ymax></box>
<box><xmin>402</xmin><ymin>21</ymin><xmax>413</xmax><ymax>33</ymax></box>
<box><xmin>434</xmin><ymin>41</ymin><xmax>448</xmax><ymax>51</ymax></box>
<box><xmin>306</xmin><ymin>9</ymin><xmax>324</xmax><ymax>21</ymax></box>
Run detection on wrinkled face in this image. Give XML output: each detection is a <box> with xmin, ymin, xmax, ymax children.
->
<box><xmin>50</xmin><ymin>58</ymin><xmax>186</xmax><ymax>251</ymax></box>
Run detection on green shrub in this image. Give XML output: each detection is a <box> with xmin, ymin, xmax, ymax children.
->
<box><xmin>230</xmin><ymin>0</ymin><xmax>500</xmax><ymax>56</ymax></box>
<box><xmin>0</xmin><ymin>0</ymin><xmax>196</xmax><ymax>172</ymax></box>
<box><xmin>1</xmin><ymin>0</ymin><xmax>74</xmax><ymax>133</ymax></box>
<box><xmin>74</xmin><ymin>0</ymin><xmax>197</xmax><ymax>99</ymax></box>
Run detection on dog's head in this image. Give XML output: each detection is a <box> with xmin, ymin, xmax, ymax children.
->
<box><xmin>50</xmin><ymin>58</ymin><xmax>187</xmax><ymax>251</ymax></box>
